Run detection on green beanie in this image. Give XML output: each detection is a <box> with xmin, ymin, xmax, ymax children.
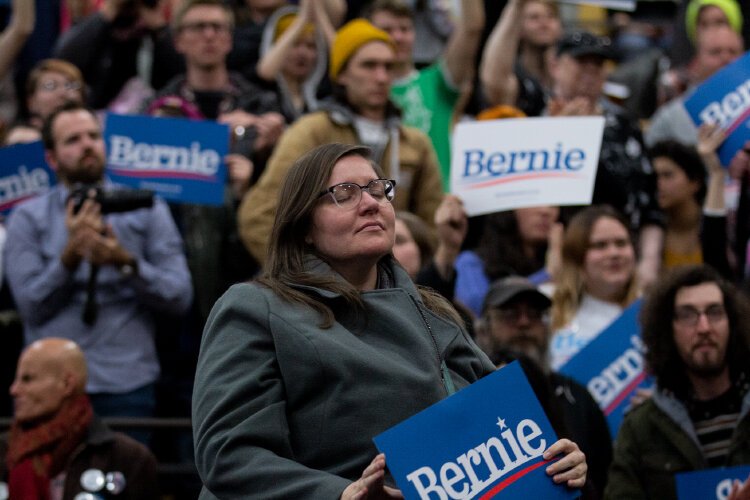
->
<box><xmin>685</xmin><ymin>0</ymin><xmax>743</xmax><ymax>44</ymax></box>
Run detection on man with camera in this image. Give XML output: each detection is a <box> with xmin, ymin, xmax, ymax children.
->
<box><xmin>3</xmin><ymin>102</ymin><xmax>192</xmax><ymax>421</ymax></box>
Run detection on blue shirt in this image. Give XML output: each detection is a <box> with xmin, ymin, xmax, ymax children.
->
<box><xmin>4</xmin><ymin>183</ymin><xmax>193</xmax><ymax>393</ymax></box>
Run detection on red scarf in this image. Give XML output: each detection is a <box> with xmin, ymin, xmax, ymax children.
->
<box><xmin>6</xmin><ymin>394</ymin><xmax>93</xmax><ymax>500</ymax></box>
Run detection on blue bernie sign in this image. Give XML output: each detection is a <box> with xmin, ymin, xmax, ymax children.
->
<box><xmin>676</xmin><ymin>465</ymin><xmax>750</xmax><ymax>500</ymax></box>
<box><xmin>103</xmin><ymin>113</ymin><xmax>228</xmax><ymax>206</ymax></box>
<box><xmin>373</xmin><ymin>361</ymin><xmax>579</xmax><ymax>500</ymax></box>
<box><xmin>558</xmin><ymin>300</ymin><xmax>652</xmax><ymax>437</ymax></box>
<box><xmin>685</xmin><ymin>50</ymin><xmax>750</xmax><ymax>166</ymax></box>
<box><xmin>0</xmin><ymin>141</ymin><xmax>55</xmax><ymax>214</ymax></box>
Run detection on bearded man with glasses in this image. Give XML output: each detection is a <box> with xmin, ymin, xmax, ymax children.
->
<box><xmin>605</xmin><ymin>264</ymin><xmax>750</xmax><ymax>499</ymax></box>
<box><xmin>478</xmin><ymin>276</ymin><xmax>613</xmax><ymax>498</ymax></box>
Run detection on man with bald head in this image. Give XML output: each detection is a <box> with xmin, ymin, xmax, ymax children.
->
<box><xmin>0</xmin><ymin>338</ymin><xmax>159</xmax><ymax>499</ymax></box>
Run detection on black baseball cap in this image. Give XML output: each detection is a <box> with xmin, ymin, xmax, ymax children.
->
<box><xmin>482</xmin><ymin>276</ymin><xmax>551</xmax><ymax>314</ymax></box>
<box><xmin>557</xmin><ymin>31</ymin><xmax>617</xmax><ymax>60</ymax></box>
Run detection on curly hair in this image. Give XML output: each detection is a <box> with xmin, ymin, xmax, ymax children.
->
<box><xmin>648</xmin><ymin>140</ymin><xmax>707</xmax><ymax>204</ymax></box>
<box><xmin>641</xmin><ymin>264</ymin><xmax>750</xmax><ymax>398</ymax></box>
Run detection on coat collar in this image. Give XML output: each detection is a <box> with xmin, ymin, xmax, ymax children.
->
<box><xmin>293</xmin><ymin>254</ymin><xmax>419</xmax><ymax>300</ymax></box>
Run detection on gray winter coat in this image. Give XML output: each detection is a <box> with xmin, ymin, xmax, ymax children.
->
<box><xmin>192</xmin><ymin>256</ymin><xmax>494</xmax><ymax>499</ymax></box>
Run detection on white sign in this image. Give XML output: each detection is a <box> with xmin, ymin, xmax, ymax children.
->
<box><xmin>557</xmin><ymin>0</ymin><xmax>635</xmax><ymax>12</ymax></box>
<box><xmin>450</xmin><ymin>116</ymin><xmax>604</xmax><ymax>216</ymax></box>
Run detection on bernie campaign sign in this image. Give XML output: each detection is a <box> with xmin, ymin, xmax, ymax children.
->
<box><xmin>558</xmin><ymin>300</ymin><xmax>652</xmax><ymax>437</ymax></box>
<box><xmin>374</xmin><ymin>362</ymin><xmax>578</xmax><ymax>500</ymax></box>
<box><xmin>103</xmin><ymin>113</ymin><xmax>228</xmax><ymax>206</ymax></box>
<box><xmin>0</xmin><ymin>141</ymin><xmax>55</xmax><ymax>214</ymax></box>
<box><xmin>685</xmin><ymin>50</ymin><xmax>750</xmax><ymax>166</ymax></box>
<box><xmin>450</xmin><ymin>116</ymin><xmax>603</xmax><ymax>216</ymax></box>
<box><xmin>676</xmin><ymin>465</ymin><xmax>750</xmax><ymax>500</ymax></box>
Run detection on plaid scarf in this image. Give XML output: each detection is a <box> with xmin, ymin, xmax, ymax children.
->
<box><xmin>6</xmin><ymin>394</ymin><xmax>93</xmax><ymax>500</ymax></box>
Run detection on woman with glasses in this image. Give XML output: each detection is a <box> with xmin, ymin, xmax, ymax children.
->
<box><xmin>192</xmin><ymin>143</ymin><xmax>588</xmax><ymax>498</ymax></box>
<box><xmin>549</xmin><ymin>205</ymin><xmax>640</xmax><ymax>370</ymax></box>
<box><xmin>23</xmin><ymin>59</ymin><xmax>86</xmax><ymax>131</ymax></box>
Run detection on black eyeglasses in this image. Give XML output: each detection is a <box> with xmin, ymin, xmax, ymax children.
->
<box><xmin>38</xmin><ymin>80</ymin><xmax>82</xmax><ymax>93</ymax></box>
<box><xmin>179</xmin><ymin>21</ymin><xmax>231</xmax><ymax>34</ymax></box>
<box><xmin>318</xmin><ymin>179</ymin><xmax>396</xmax><ymax>209</ymax></box>
<box><xmin>673</xmin><ymin>304</ymin><xmax>726</xmax><ymax>327</ymax></box>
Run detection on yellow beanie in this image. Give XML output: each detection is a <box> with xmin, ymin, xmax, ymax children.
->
<box><xmin>329</xmin><ymin>18</ymin><xmax>395</xmax><ymax>80</ymax></box>
<box><xmin>274</xmin><ymin>13</ymin><xmax>316</xmax><ymax>42</ymax></box>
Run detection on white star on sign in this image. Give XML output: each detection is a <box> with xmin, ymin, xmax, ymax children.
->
<box><xmin>496</xmin><ymin>417</ymin><xmax>506</xmax><ymax>430</ymax></box>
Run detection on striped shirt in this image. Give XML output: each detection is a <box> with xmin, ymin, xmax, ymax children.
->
<box><xmin>688</xmin><ymin>373</ymin><xmax>749</xmax><ymax>467</ymax></box>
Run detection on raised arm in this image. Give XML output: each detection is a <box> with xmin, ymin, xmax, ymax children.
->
<box><xmin>322</xmin><ymin>0</ymin><xmax>346</xmax><ymax>24</ymax></box>
<box><xmin>0</xmin><ymin>0</ymin><xmax>35</xmax><ymax>78</ymax></box>
<box><xmin>697</xmin><ymin>123</ymin><xmax>734</xmax><ymax>278</ymax></box>
<box><xmin>698</xmin><ymin>123</ymin><xmax>727</xmax><ymax>213</ymax></box>
<box><xmin>479</xmin><ymin>0</ymin><xmax>524</xmax><ymax>106</ymax></box>
<box><xmin>313</xmin><ymin>0</ymin><xmax>339</xmax><ymax>46</ymax></box>
<box><xmin>256</xmin><ymin>1</ymin><xmax>315</xmax><ymax>82</ymax></box>
<box><xmin>442</xmin><ymin>0</ymin><xmax>485</xmax><ymax>88</ymax></box>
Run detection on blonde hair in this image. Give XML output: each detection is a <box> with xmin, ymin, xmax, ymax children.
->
<box><xmin>551</xmin><ymin>206</ymin><xmax>639</xmax><ymax>330</ymax></box>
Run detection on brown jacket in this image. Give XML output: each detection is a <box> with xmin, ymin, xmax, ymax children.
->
<box><xmin>238</xmin><ymin>106</ymin><xmax>444</xmax><ymax>264</ymax></box>
<box><xmin>1</xmin><ymin>417</ymin><xmax>159</xmax><ymax>499</ymax></box>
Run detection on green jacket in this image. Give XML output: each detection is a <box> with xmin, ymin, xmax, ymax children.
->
<box><xmin>604</xmin><ymin>385</ymin><xmax>750</xmax><ymax>499</ymax></box>
<box><xmin>192</xmin><ymin>256</ymin><xmax>494</xmax><ymax>499</ymax></box>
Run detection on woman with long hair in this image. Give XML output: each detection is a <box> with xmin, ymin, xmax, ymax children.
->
<box><xmin>549</xmin><ymin>205</ymin><xmax>639</xmax><ymax>369</ymax></box>
<box><xmin>455</xmin><ymin>206</ymin><xmax>559</xmax><ymax>317</ymax></box>
<box><xmin>649</xmin><ymin>123</ymin><xmax>732</xmax><ymax>278</ymax></box>
<box><xmin>192</xmin><ymin>143</ymin><xmax>587</xmax><ymax>498</ymax></box>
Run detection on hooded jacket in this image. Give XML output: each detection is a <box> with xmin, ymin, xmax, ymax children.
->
<box><xmin>604</xmin><ymin>383</ymin><xmax>750</xmax><ymax>499</ymax></box>
<box><xmin>258</xmin><ymin>5</ymin><xmax>328</xmax><ymax>122</ymax></box>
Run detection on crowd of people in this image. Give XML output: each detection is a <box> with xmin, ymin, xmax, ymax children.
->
<box><xmin>0</xmin><ymin>0</ymin><xmax>749</xmax><ymax>498</ymax></box>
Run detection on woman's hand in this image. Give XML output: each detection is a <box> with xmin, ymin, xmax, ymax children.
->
<box><xmin>341</xmin><ymin>454</ymin><xmax>404</xmax><ymax>500</ymax></box>
<box><xmin>433</xmin><ymin>195</ymin><xmax>468</xmax><ymax>279</ymax></box>
<box><xmin>728</xmin><ymin>475</ymin><xmax>750</xmax><ymax>500</ymax></box>
<box><xmin>697</xmin><ymin>122</ymin><xmax>725</xmax><ymax>172</ymax></box>
<box><xmin>543</xmin><ymin>438</ymin><xmax>587</xmax><ymax>488</ymax></box>
<box><xmin>434</xmin><ymin>195</ymin><xmax>468</xmax><ymax>252</ymax></box>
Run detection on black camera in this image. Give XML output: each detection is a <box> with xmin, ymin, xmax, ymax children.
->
<box><xmin>69</xmin><ymin>185</ymin><xmax>154</xmax><ymax>215</ymax></box>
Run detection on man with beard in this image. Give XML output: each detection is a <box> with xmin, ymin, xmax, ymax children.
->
<box><xmin>3</xmin><ymin>103</ymin><xmax>192</xmax><ymax>421</ymax></box>
<box><xmin>605</xmin><ymin>265</ymin><xmax>750</xmax><ymax>499</ymax></box>
<box><xmin>479</xmin><ymin>276</ymin><xmax>612</xmax><ymax>498</ymax></box>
